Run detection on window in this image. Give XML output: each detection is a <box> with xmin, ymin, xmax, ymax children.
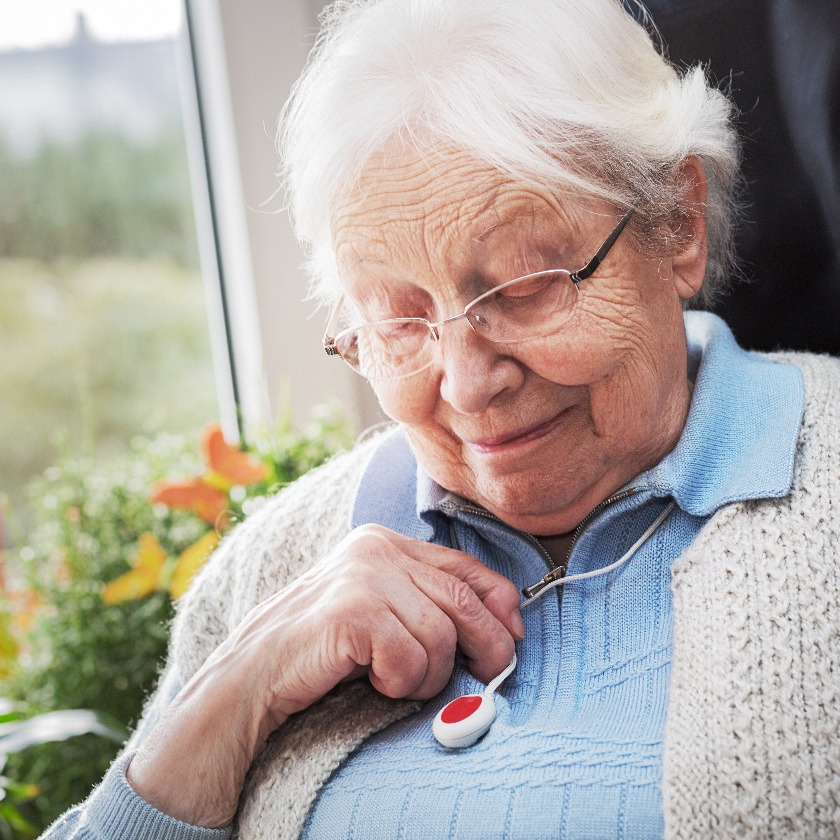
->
<box><xmin>0</xmin><ymin>4</ymin><xmax>217</xmax><ymax>535</ymax></box>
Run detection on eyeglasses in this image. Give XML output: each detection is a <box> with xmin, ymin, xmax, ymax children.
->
<box><xmin>323</xmin><ymin>209</ymin><xmax>634</xmax><ymax>382</ymax></box>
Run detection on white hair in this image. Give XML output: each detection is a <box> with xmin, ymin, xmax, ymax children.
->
<box><xmin>279</xmin><ymin>0</ymin><xmax>740</xmax><ymax>308</ymax></box>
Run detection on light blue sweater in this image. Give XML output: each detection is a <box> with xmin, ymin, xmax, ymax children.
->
<box><xmin>39</xmin><ymin>313</ymin><xmax>804</xmax><ymax>839</ymax></box>
<box><xmin>301</xmin><ymin>312</ymin><xmax>803</xmax><ymax>839</ymax></box>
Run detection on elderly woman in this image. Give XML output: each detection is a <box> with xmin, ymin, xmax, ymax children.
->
<box><xmin>43</xmin><ymin>0</ymin><xmax>839</xmax><ymax>838</ymax></box>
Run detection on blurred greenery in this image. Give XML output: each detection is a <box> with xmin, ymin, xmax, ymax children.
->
<box><xmin>0</xmin><ymin>702</ymin><xmax>127</xmax><ymax>839</ymax></box>
<box><xmin>0</xmin><ymin>131</ymin><xmax>198</xmax><ymax>266</ymax></box>
<box><xmin>1</xmin><ymin>433</ymin><xmax>203</xmax><ymax>831</ymax></box>
<box><xmin>0</xmin><ymin>125</ymin><xmax>220</xmax><ymax>831</ymax></box>
<box><xmin>0</xmin><ymin>115</ymin><xmax>218</xmax><ymax>534</ymax></box>
<box><xmin>0</xmin><ymin>257</ymin><xmax>217</xmax><ymax>531</ymax></box>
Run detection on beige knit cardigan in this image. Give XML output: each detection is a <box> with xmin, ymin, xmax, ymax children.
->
<box><xmin>162</xmin><ymin>353</ymin><xmax>840</xmax><ymax>839</ymax></box>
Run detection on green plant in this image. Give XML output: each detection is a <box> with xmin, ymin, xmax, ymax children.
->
<box><xmin>1</xmin><ymin>404</ymin><xmax>351</xmax><ymax>834</ymax></box>
<box><xmin>0</xmin><ymin>256</ymin><xmax>218</xmax><ymax>532</ymax></box>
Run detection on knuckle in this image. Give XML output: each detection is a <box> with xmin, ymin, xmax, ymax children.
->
<box><xmin>375</xmin><ymin>649</ymin><xmax>426</xmax><ymax>698</ymax></box>
<box><xmin>435</xmin><ymin>618</ymin><xmax>458</xmax><ymax>653</ymax></box>
<box><xmin>383</xmin><ymin>673</ymin><xmax>419</xmax><ymax>698</ymax></box>
<box><xmin>341</xmin><ymin>526</ymin><xmax>401</xmax><ymax>569</ymax></box>
<box><xmin>446</xmin><ymin>578</ymin><xmax>483</xmax><ymax>619</ymax></box>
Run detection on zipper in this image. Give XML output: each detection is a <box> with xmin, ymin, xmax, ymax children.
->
<box><xmin>520</xmin><ymin>486</ymin><xmax>639</xmax><ymax>600</ymax></box>
<box><xmin>440</xmin><ymin>501</ymin><xmax>555</xmax><ymax>571</ymax></box>
<box><xmin>441</xmin><ymin>485</ymin><xmax>640</xmax><ymax>602</ymax></box>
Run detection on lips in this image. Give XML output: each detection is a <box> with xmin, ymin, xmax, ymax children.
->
<box><xmin>464</xmin><ymin>407</ymin><xmax>573</xmax><ymax>454</ymax></box>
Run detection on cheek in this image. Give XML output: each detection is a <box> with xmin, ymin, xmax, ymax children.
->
<box><xmin>371</xmin><ymin>375</ymin><xmax>440</xmax><ymax>424</ymax></box>
<box><xmin>520</xmin><ymin>323</ymin><xmax>626</xmax><ymax>387</ymax></box>
<box><xmin>521</xmin><ymin>277</ymin><xmax>662</xmax><ymax>389</ymax></box>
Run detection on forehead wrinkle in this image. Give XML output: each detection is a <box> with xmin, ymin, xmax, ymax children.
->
<box><xmin>336</xmin><ymin>178</ymin><xmax>509</xmax><ymax>286</ymax></box>
<box><xmin>333</xmin><ymin>147</ymin><xmax>609</xmax><ymax>299</ymax></box>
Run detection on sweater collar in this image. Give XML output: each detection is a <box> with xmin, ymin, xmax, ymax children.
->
<box><xmin>353</xmin><ymin>312</ymin><xmax>804</xmax><ymax>530</ymax></box>
<box><xmin>645</xmin><ymin>311</ymin><xmax>804</xmax><ymax>516</ymax></box>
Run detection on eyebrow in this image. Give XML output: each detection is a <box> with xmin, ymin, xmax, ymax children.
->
<box><xmin>340</xmin><ymin>249</ymin><xmax>389</xmax><ymax>270</ymax></box>
<box><xmin>472</xmin><ymin>218</ymin><xmax>512</xmax><ymax>244</ymax></box>
<box><xmin>471</xmin><ymin>202</ymin><xmax>544</xmax><ymax>245</ymax></box>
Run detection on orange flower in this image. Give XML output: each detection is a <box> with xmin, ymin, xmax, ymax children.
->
<box><xmin>150</xmin><ymin>478</ymin><xmax>228</xmax><ymax>526</ymax></box>
<box><xmin>148</xmin><ymin>423</ymin><xmax>269</xmax><ymax>527</ymax></box>
<box><xmin>201</xmin><ymin>424</ymin><xmax>269</xmax><ymax>488</ymax></box>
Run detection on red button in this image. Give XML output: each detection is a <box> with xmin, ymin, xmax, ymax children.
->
<box><xmin>440</xmin><ymin>695</ymin><xmax>483</xmax><ymax>724</ymax></box>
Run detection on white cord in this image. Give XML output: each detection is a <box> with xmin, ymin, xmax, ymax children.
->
<box><xmin>480</xmin><ymin>501</ymin><xmax>675</xmax><ymax>696</ymax></box>
<box><xmin>521</xmin><ymin>500</ymin><xmax>677</xmax><ymax>608</ymax></box>
<box><xmin>475</xmin><ymin>500</ymin><xmax>676</xmax><ymax>698</ymax></box>
<box><xmin>483</xmin><ymin>651</ymin><xmax>517</xmax><ymax>696</ymax></box>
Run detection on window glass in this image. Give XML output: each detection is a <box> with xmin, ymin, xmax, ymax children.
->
<box><xmin>0</xmin><ymin>5</ymin><xmax>217</xmax><ymax>535</ymax></box>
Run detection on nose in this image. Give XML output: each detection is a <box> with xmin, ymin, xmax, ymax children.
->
<box><xmin>436</xmin><ymin>317</ymin><xmax>525</xmax><ymax>414</ymax></box>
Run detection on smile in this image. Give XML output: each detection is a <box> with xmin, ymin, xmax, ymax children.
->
<box><xmin>465</xmin><ymin>408</ymin><xmax>574</xmax><ymax>454</ymax></box>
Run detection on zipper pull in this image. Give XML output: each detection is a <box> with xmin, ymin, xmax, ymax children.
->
<box><xmin>521</xmin><ymin>567</ymin><xmax>563</xmax><ymax>600</ymax></box>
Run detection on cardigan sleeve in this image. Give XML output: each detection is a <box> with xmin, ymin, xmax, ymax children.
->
<box><xmin>37</xmin><ymin>752</ymin><xmax>232</xmax><ymax>840</ymax></box>
<box><xmin>37</xmin><ymin>664</ymin><xmax>234</xmax><ymax>840</ymax></box>
<box><xmin>38</xmin><ymin>437</ymin><xmax>386</xmax><ymax>840</ymax></box>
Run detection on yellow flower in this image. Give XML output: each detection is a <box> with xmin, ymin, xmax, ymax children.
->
<box><xmin>168</xmin><ymin>531</ymin><xmax>219</xmax><ymax>599</ymax></box>
<box><xmin>102</xmin><ymin>530</ymin><xmax>220</xmax><ymax>604</ymax></box>
<box><xmin>102</xmin><ymin>533</ymin><xmax>168</xmax><ymax>604</ymax></box>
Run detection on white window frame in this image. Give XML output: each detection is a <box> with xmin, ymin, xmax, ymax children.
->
<box><xmin>180</xmin><ymin>0</ymin><xmax>381</xmax><ymax>442</ymax></box>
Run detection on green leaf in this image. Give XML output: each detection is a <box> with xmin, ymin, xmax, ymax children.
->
<box><xmin>0</xmin><ymin>776</ymin><xmax>39</xmax><ymax>801</ymax></box>
<box><xmin>0</xmin><ymin>799</ymin><xmax>37</xmax><ymax>836</ymax></box>
<box><xmin>0</xmin><ymin>710</ymin><xmax>127</xmax><ymax>755</ymax></box>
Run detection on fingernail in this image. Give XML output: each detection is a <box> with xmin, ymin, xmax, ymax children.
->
<box><xmin>510</xmin><ymin>609</ymin><xmax>526</xmax><ymax>640</ymax></box>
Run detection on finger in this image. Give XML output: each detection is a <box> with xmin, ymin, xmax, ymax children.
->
<box><xmin>377</xmin><ymin>587</ymin><xmax>458</xmax><ymax>699</ymax></box>
<box><xmin>365</xmin><ymin>610</ymin><xmax>432</xmax><ymax>699</ymax></box>
<box><xmin>400</xmin><ymin>559</ymin><xmax>515</xmax><ymax>684</ymax></box>
<box><xmin>372</xmin><ymin>528</ymin><xmax>525</xmax><ymax>640</ymax></box>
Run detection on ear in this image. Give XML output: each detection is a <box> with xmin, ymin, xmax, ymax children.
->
<box><xmin>669</xmin><ymin>156</ymin><xmax>708</xmax><ymax>301</ymax></box>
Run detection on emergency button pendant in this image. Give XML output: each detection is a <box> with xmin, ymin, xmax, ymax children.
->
<box><xmin>432</xmin><ymin>652</ymin><xmax>517</xmax><ymax>749</ymax></box>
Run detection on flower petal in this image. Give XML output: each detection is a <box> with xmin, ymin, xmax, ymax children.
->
<box><xmin>168</xmin><ymin>531</ymin><xmax>220</xmax><ymax>599</ymax></box>
<box><xmin>150</xmin><ymin>478</ymin><xmax>228</xmax><ymax>525</ymax></box>
<box><xmin>102</xmin><ymin>533</ymin><xmax>168</xmax><ymax>605</ymax></box>
<box><xmin>202</xmin><ymin>424</ymin><xmax>269</xmax><ymax>487</ymax></box>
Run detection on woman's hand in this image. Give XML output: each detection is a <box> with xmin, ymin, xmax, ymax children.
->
<box><xmin>127</xmin><ymin>524</ymin><xmax>524</xmax><ymax>828</ymax></box>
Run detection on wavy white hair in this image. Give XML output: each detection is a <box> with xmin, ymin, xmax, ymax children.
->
<box><xmin>279</xmin><ymin>0</ymin><xmax>740</xmax><ymax>308</ymax></box>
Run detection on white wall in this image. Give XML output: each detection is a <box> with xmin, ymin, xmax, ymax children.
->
<box><xmin>184</xmin><ymin>0</ymin><xmax>383</xmax><ymax>441</ymax></box>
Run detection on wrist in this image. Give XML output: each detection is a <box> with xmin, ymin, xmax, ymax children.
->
<box><xmin>128</xmin><ymin>659</ymin><xmax>286</xmax><ymax>828</ymax></box>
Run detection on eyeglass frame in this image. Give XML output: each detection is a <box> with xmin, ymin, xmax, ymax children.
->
<box><xmin>322</xmin><ymin>208</ymin><xmax>635</xmax><ymax>377</ymax></box>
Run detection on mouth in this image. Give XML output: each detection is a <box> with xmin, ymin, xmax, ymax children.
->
<box><xmin>465</xmin><ymin>407</ymin><xmax>574</xmax><ymax>454</ymax></box>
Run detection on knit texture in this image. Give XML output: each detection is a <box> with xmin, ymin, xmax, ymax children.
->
<box><xmin>302</xmin><ymin>491</ymin><xmax>688</xmax><ymax>840</ymax></box>
<box><xmin>41</xmin><ymin>752</ymin><xmax>231</xmax><ymax>840</ymax></box>
<box><xmin>663</xmin><ymin>351</ymin><xmax>840</xmax><ymax>838</ymax></box>
<box><xmin>163</xmin><ymin>353</ymin><xmax>840</xmax><ymax>839</ymax></box>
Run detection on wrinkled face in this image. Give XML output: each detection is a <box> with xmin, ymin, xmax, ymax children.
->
<box><xmin>333</xmin><ymin>146</ymin><xmax>705</xmax><ymax>534</ymax></box>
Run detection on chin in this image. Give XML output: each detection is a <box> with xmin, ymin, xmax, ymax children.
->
<box><xmin>467</xmin><ymin>469</ymin><xmax>579</xmax><ymax>525</ymax></box>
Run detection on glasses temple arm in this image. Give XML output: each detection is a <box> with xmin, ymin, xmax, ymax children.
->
<box><xmin>570</xmin><ymin>209</ymin><xmax>635</xmax><ymax>285</ymax></box>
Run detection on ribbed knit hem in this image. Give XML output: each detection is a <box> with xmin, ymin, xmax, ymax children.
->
<box><xmin>49</xmin><ymin>751</ymin><xmax>234</xmax><ymax>840</ymax></box>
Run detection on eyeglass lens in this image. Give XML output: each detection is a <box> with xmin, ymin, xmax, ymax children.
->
<box><xmin>334</xmin><ymin>268</ymin><xmax>579</xmax><ymax>381</ymax></box>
